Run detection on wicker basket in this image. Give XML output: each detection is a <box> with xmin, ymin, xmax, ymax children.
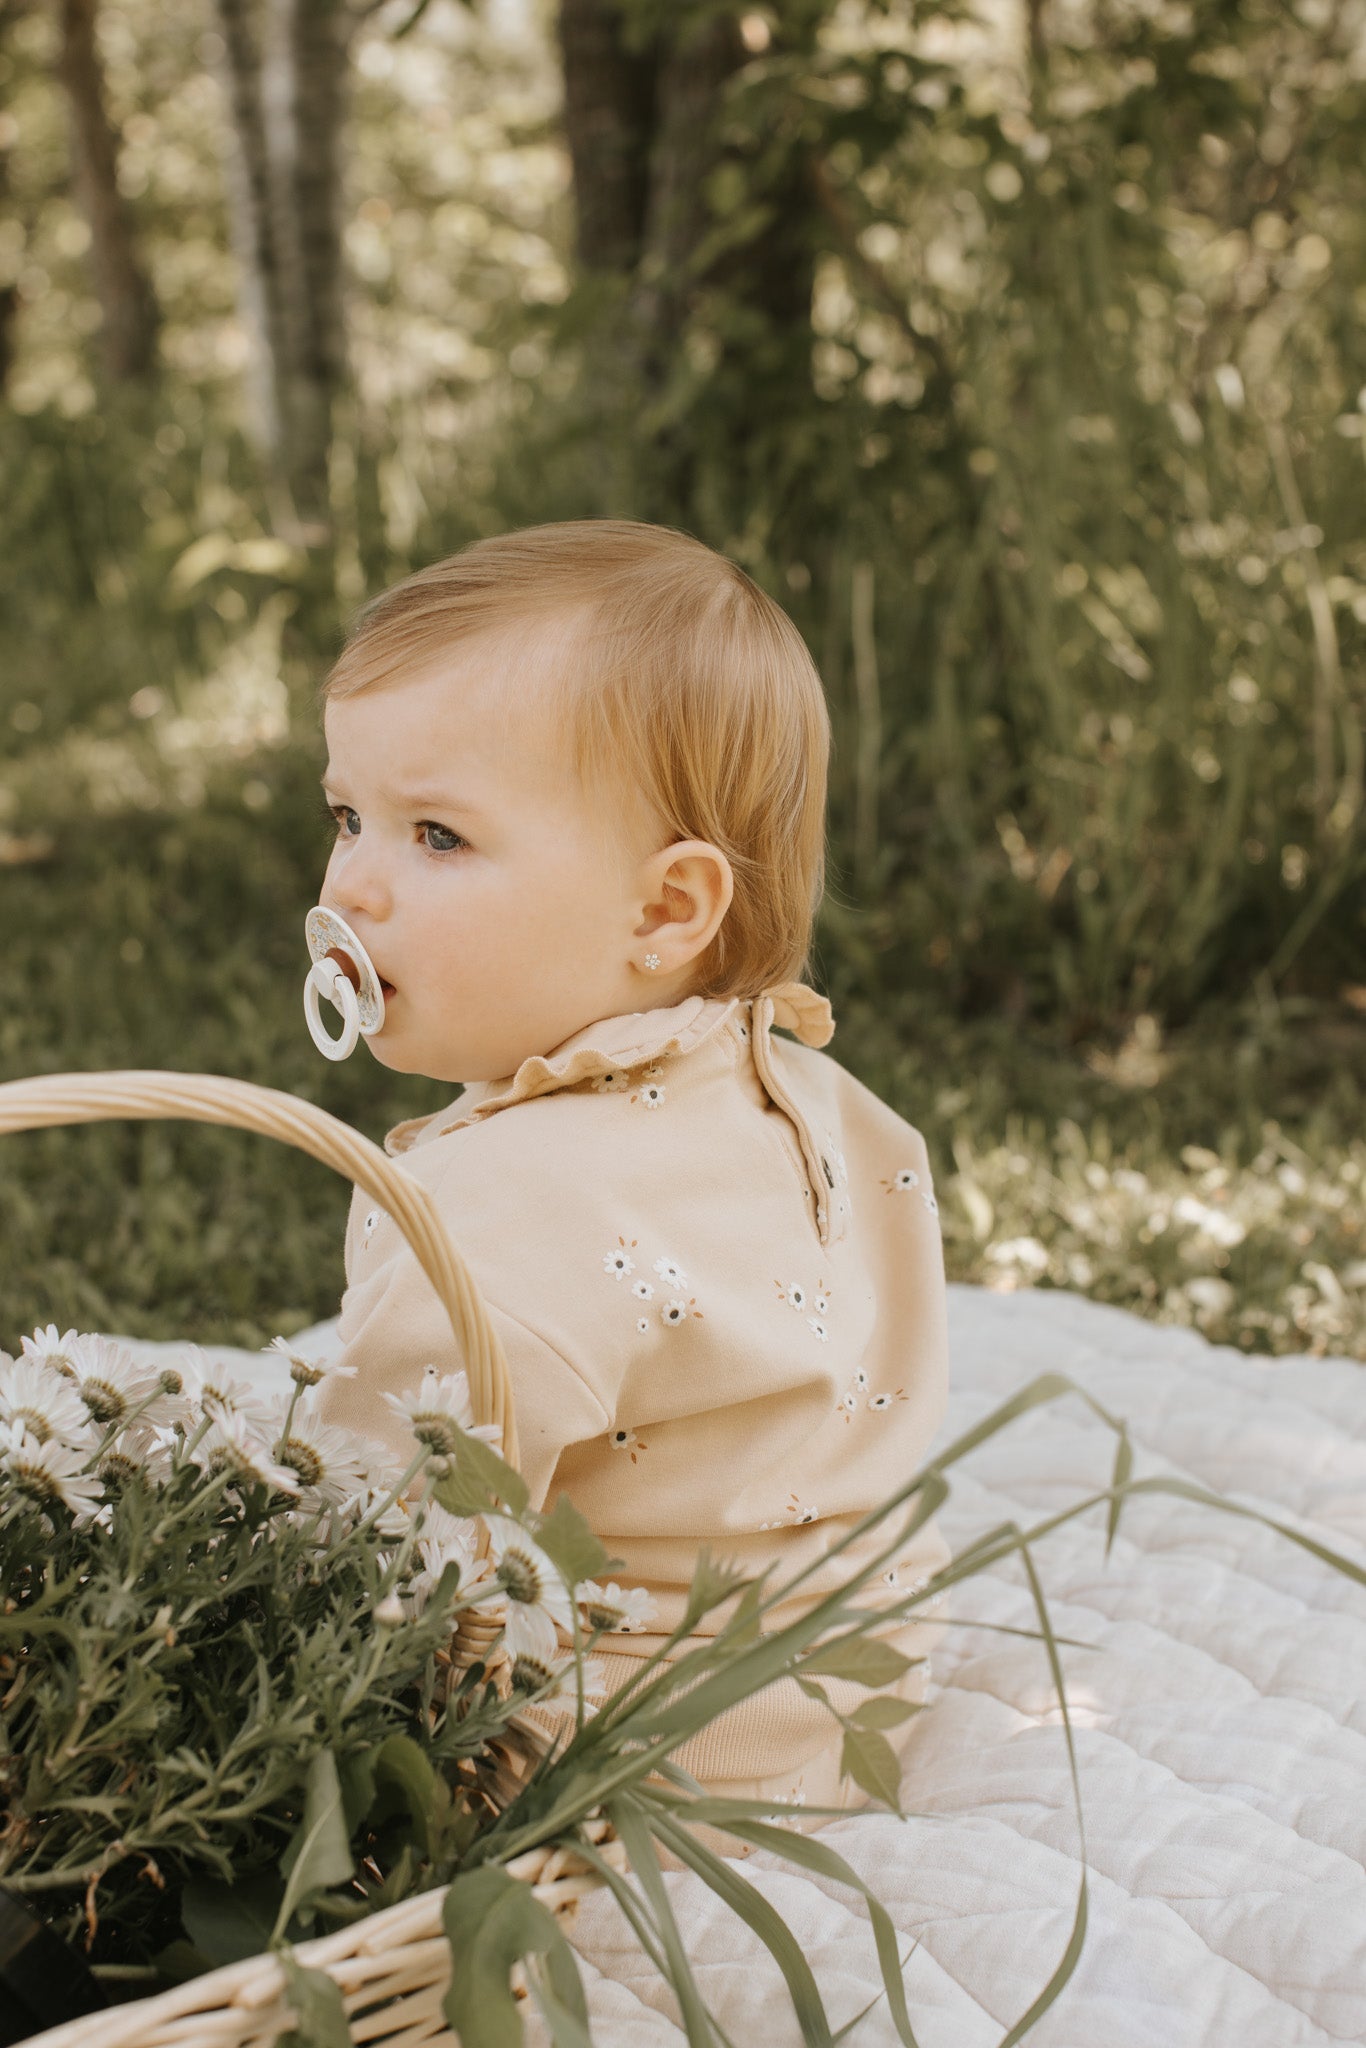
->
<box><xmin>0</xmin><ymin>1070</ymin><xmax>624</xmax><ymax>2048</ymax></box>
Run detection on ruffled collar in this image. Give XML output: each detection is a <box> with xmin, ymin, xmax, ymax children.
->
<box><xmin>382</xmin><ymin>979</ymin><xmax>834</xmax><ymax>1156</ymax></box>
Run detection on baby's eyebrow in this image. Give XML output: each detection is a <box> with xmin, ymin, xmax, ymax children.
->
<box><xmin>319</xmin><ymin>770</ymin><xmax>485</xmax><ymax>816</ymax></box>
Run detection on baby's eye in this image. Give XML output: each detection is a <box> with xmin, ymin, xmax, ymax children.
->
<box><xmin>419</xmin><ymin>821</ymin><xmax>468</xmax><ymax>856</ymax></box>
<box><xmin>325</xmin><ymin>802</ymin><xmax>360</xmax><ymax>838</ymax></box>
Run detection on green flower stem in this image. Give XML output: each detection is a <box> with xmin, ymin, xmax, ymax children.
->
<box><xmin>323</xmin><ymin>1446</ymin><xmax>429</xmax><ymax>1562</ymax></box>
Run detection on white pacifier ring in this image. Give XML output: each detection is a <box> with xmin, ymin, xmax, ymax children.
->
<box><xmin>303</xmin><ymin>907</ymin><xmax>387</xmax><ymax>1062</ymax></box>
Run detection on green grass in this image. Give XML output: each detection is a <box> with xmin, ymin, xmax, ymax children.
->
<box><xmin>2</xmin><ymin>738</ymin><xmax>1362</xmax><ymax>1362</ymax></box>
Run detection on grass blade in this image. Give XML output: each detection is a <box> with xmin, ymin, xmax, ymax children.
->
<box><xmin>648</xmin><ymin>1810</ymin><xmax>837</xmax><ymax>2048</ymax></box>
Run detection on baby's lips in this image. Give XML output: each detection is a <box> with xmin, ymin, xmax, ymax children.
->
<box><xmin>325</xmin><ymin>945</ymin><xmax>395</xmax><ymax>997</ymax></box>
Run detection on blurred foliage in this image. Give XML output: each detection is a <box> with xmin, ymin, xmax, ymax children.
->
<box><xmin>1</xmin><ymin>0</ymin><xmax>1363</xmax><ymax>1357</ymax></box>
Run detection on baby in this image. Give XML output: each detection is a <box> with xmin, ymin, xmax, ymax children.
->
<box><xmin>313</xmin><ymin>519</ymin><xmax>951</xmax><ymax>1814</ymax></box>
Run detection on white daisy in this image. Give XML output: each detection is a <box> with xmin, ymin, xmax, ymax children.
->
<box><xmin>578</xmin><ymin>1579</ymin><xmax>659</xmax><ymax>1633</ymax></box>
<box><xmin>812</xmin><ymin>1289</ymin><xmax>832</xmax><ymax>1315</ymax></box>
<box><xmin>603</xmin><ymin>1247</ymin><xmax>636</xmax><ymax>1279</ymax></box>
<box><xmin>339</xmin><ymin>1485</ymin><xmax>413</xmax><ymax>1539</ymax></box>
<box><xmin>382</xmin><ymin>1367</ymin><xmax>502</xmax><ymax>1458</ymax></box>
<box><xmin>922</xmin><ymin>1190</ymin><xmax>939</xmax><ymax>1215</ymax></box>
<box><xmin>607</xmin><ymin>1426</ymin><xmax>646</xmax><ymax>1462</ymax></box>
<box><xmin>0</xmin><ymin>1359</ymin><xmax>94</xmax><ymax>1449</ymax></box>
<box><xmin>66</xmin><ymin>1336</ymin><xmax>173</xmax><ymax>1429</ymax></box>
<box><xmin>263</xmin><ymin>1396</ymin><xmax>369</xmax><ymax>1506</ymax></box>
<box><xmin>17</xmin><ymin>1325</ymin><xmax>85</xmax><ymax>1378</ymax></box>
<box><xmin>479</xmin><ymin>1513</ymin><xmax>576</xmax><ymax>1663</ymax></box>
<box><xmin>264</xmin><ymin>1336</ymin><xmax>357</xmax><ymax>1390</ymax></box>
<box><xmin>882</xmin><ymin>1168</ymin><xmax>920</xmax><ymax>1194</ymax></box>
<box><xmin>406</xmin><ymin>1504</ymin><xmax>493</xmax><ymax>1614</ymax></box>
<box><xmin>411</xmin><ymin>1498</ymin><xmax>488</xmax><ymax>1582</ymax></box>
<box><xmin>634</xmin><ymin>1083</ymin><xmax>666</xmax><ymax>1109</ymax></box>
<box><xmin>98</xmin><ymin>1421</ymin><xmax>176</xmax><ymax>1489</ymax></box>
<box><xmin>1</xmin><ymin>1421</ymin><xmax>103</xmax><ymax>1522</ymax></box>
<box><xmin>591</xmin><ymin>1071</ymin><xmax>631</xmax><ymax>1093</ymax></box>
<box><xmin>510</xmin><ymin>1650</ymin><xmax>607</xmax><ymax>1706</ymax></box>
<box><xmin>837</xmin><ymin>1391</ymin><xmax>858</xmax><ymax>1420</ymax></box>
<box><xmin>636</xmin><ymin>1317</ymin><xmax>650</xmax><ymax>1334</ymax></box>
<box><xmin>776</xmin><ymin>1281</ymin><xmax>807</xmax><ymax>1312</ymax></box>
<box><xmin>807</xmin><ymin>1317</ymin><xmax>830</xmax><ymax>1342</ymax></box>
<box><xmin>630</xmin><ymin>1279</ymin><xmax>654</xmax><ymax>1300</ymax></box>
<box><xmin>852</xmin><ymin>1367</ymin><xmax>869</xmax><ymax>1391</ymax></box>
<box><xmin>190</xmin><ymin>1410</ymin><xmax>301</xmax><ymax>1495</ymax></box>
<box><xmin>660</xmin><ymin>1297</ymin><xmax>705</xmax><ymax>1327</ymax></box>
<box><xmin>175</xmin><ymin>1346</ymin><xmax>273</xmax><ymax>1426</ymax></box>
<box><xmin>652</xmin><ymin>1256</ymin><xmax>688</xmax><ymax>1288</ymax></box>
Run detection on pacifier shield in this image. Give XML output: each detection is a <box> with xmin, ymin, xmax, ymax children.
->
<box><xmin>304</xmin><ymin>907</ymin><xmax>386</xmax><ymax>1036</ymax></box>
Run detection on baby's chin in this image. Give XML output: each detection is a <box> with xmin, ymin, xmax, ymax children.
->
<box><xmin>365</xmin><ymin>1030</ymin><xmax>465</xmax><ymax>1086</ymax></box>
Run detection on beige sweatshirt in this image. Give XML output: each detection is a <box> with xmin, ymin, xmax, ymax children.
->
<box><xmin>317</xmin><ymin>982</ymin><xmax>950</xmax><ymax>1804</ymax></box>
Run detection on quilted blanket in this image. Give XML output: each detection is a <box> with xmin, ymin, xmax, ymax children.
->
<box><xmin>109</xmin><ymin>1284</ymin><xmax>1366</xmax><ymax>2045</ymax></box>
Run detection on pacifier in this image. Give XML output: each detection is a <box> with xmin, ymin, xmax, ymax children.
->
<box><xmin>303</xmin><ymin>907</ymin><xmax>387</xmax><ymax>1061</ymax></box>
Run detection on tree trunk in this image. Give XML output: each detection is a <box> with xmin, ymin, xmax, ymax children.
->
<box><xmin>264</xmin><ymin>0</ymin><xmax>349</xmax><ymax>517</ymax></box>
<box><xmin>213</xmin><ymin>0</ymin><xmax>350</xmax><ymax>527</ymax></box>
<box><xmin>0</xmin><ymin>78</ymin><xmax>17</xmax><ymax>393</ymax></box>
<box><xmin>555</xmin><ymin>0</ymin><xmax>655</xmax><ymax>272</ymax></box>
<box><xmin>57</xmin><ymin>0</ymin><xmax>158</xmax><ymax>382</ymax></box>
<box><xmin>214</xmin><ymin>0</ymin><xmax>290</xmax><ymax>457</ymax></box>
<box><xmin>555</xmin><ymin>3</ymin><xmax>821</xmax><ymax>518</ymax></box>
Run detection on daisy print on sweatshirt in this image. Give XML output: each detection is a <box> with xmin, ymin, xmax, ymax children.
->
<box><xmin>603</xmin><ymin>1236</ymin><xmax>638</xmax><ymax>1280</ymax></box>
<box><xmin>834</xmin><ymin>1358</ymin><xmax>908</xmax><ymax>1425</ymax></box>
<box><xmin>629</xmin><ymin>1062</ymin><xmax>667</xmax><ymax>1110</ymax></box>
<box><xmin>880</xmin><ymin>1164</ymin><xmax>939</xmax><ymax>1215</ymax></box>
<box><xmin>758</xmin><ymin>1493</ymin><xmax>819</xmax><ymax>1530</ymax></box>
<box><xmin>602</xmin><ymin>1242</ymin><xmax>702</xmax><ymax>1332</ymax></box>
<box><xmin>774</xmin><ymin>1276</ymin><xmax>833</xmax><ymax>1341</ymax></box>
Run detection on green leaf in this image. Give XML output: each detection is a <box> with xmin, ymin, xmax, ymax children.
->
<box><xmin>371</xmin><ymin>1732</ymin><xmax>445</xmax><ymax>1857</ymax></box>
<box><xmin>525</xmin><ymin>1960</ymin><xmax>598</xmax><ymax>2048</ymax></box>
<box><xmin>278</xmin><ymin>1751</ymin><xmax>354</xmax><ymax>1910</ymax></box>
<box><xmin>801</xmin><ymin>1637</ymin><xmax>914</xmax><ymax>1687</ymax></box>
<box><xmin>337</xmin><ymin>1747</ymin><xmax>377</xmax><ymax>1835</ymax></box>
<box><xmin>276</xmin><ymin>1948</ymin><xmax>354</xmax><ymax>2048</ymax></box>
<box><xmin>433</xmin><ymin>1428</ymin><xmax>529</xmax><ymax>1518</ymax></box>
<box><xmin>442</xmin><ymin>1865</ymin><xmax>588</xmax><ymax>2048</ymax></box>
<box><xmin>727</xmin><ymin>1578</ymin><xmax>766</xmax><ymax>1648</ymax></box>
<box><xmin>1105</xmin><ymin>1425</ymin><xmax>1133</xmax><ymax>1560</ymax></box>
<box><xmin>535</xmin><ymin>1494</ymin><xmax>610</xmax><ymax>1590</ymax></box>
<box><xmin>180</xmin><ymin>1871</ymin><xmax>283</xmax><ymax>1968</ymax></box>
<box><xmin>684</xmin><ymin>1546</ymin><xmax>751</xmax><ymax>1624</ymax></box>
<box><xmin>649</xmin><ymin>1812</ymin><xmax>836</xmax><ymax>2047</ymax></box>
<box><xmin>840</xmin><ymin>1727</ymin><xmax>904</xmax><ymax>1812</ymax></box>
<box><xmin>852</xmin><ymin>1695</ymin><xmax>922</xmax><ymax>1731</ymax></box>
<box><xmin>606</xmin><ymin>1800</ymin><xmax>723</xmax><ymax>2048</ymax></box>
<box><xmin>654</xmin><ymin>1803</ymin><xmax>925</xmax><ymax>2048</ymax></box>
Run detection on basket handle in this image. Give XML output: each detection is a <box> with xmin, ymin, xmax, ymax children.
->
<box><xmin>0</xmin><ymin>1071</ymin><xmax>520</xmax><ymax>1468</ymax></box>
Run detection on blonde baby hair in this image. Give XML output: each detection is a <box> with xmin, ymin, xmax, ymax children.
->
<box><xmin>318</xmin><ymin>519</ymin><xmax>831</xmax><ymax>1001</ymax></box>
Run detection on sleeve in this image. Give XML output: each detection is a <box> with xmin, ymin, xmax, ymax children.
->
<box><xmin>314</xmin><ymin>1223</ymin><xmax>611</xmax><ymax>1512</ymax></box>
